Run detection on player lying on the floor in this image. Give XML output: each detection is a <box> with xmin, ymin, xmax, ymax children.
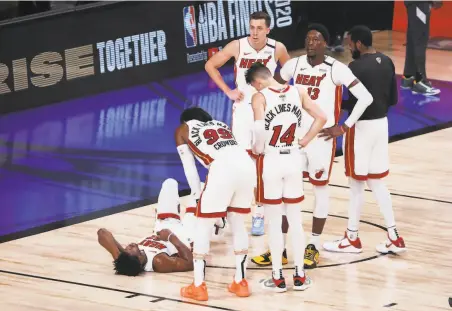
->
<box><xmin>97</xmin><ymin>178</ymin><xmax>224</xmax><ymax>276</ymax></box>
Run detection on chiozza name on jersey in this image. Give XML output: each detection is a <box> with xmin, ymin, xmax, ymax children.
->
<box><xmin>190</xmin><ymin>121</ymin><xmax>237</xmax><ymax>150</ymax></box>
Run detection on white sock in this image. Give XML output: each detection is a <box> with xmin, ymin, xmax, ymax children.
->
<box><xmin>283</xmin><ymin>233</ymin><xmax>287</xmax><ymax>249</ymax></box>
<box><xmin>264</xmin><ymin>204</ymin><xmax>284</xmax><ymax>274</ymax></box>
<box><xmin>192</xmin><ymin>217</ymin><xmax>215</xmax><ymax>286</ymax></box>
<box><xmin>193</xmin><ymin>259</ymin><xmax>206</xmax><ymax>287</ymax></box>
<box><xmin>347</xmin><ymin>228</ymin><xmax>359</xmax><ymax>241</ymax></box>
<box><xmin>366</xmin><ymin>179</ymin><xmax>396</xmax><ymax>229</ymax></box>
<box><xmin>347</xmin><ymin>178</ymin><xmax>365</xmax><ymax>233</ymax></box>
<box><xmin>387</xmin><ymin>226</ymin><xmax>399</xmax><ymax>241</ymax></box>
<box><xmin>254</xmin><ymin>204</ymin><xmax>264</xmax><ymax>217</ymax></box>
<box><xmin>234</xmin><ymin>254</ymin><xmax>247</xmax><ymax>283</ymax></box>
<box><xmin>285</xmin><ymin>203</ymin><xmax>304</xmax><ymax>271</ymax></box>
<box><xmin>309</xmin><ymin>233</ymin><xmax>320</xmax><ymax>248</ymax></box>
<box><xmin>227</xmin><ymin>212</ymin><xmax>249</xmax><ymax>283</ymax></box>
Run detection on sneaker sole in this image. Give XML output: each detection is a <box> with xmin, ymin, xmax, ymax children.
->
<box><xmin>376</xmin><ymin>247</ymin><xmax>407</xmax><ymax>254</ymax></box>
<box><xmin>412</xmin><ymin>90</ymin><xmax>441</xmax><ymax>96</ymax></box>
<box><xmin>323</xmin><ymin>247</ymin><xmax>363</xmax><ymax>254</ymax></box>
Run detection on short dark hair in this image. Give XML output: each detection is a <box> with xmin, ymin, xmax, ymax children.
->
<box><xmin>250</xmin><ymin>11</ymin><xmax>271</xmax><ymax>28</ymax></box>
<box><xmin>180</xmin><ymin>107</ymin><xmax>213</xmax><ymax>123</ymax></box>
<box><xmin>349</xmin><ymin>25</ymin><xmax>372</xmax><ymax>47</ymax></box>
<box><xmin>245</xmin><ymin>62</ymin><xmax>272</xmax><ymax>84</ymax></box>
<box><xmin>114</xmin><ymin>252</ymin><xmax>144</xmax><ymax>276</ymax></box>
<box><xmin>307</xmin><ymin>23</ymin><xmax>330</xmax><ymax>44</ymax></box>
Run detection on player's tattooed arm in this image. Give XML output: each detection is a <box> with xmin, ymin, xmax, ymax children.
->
<box><xmin>175</xmin><ymin>124</ymin><xmax>202</xmax><ymax>199</ymax></box>
<box><xmin>153</xmin><ymin>229</ymin><xmax>194</xmax><ymax>273</ymax></box>
<box><xmin>205</xmin><ymin>40</ymin><xmax>244</xmax><ymax>101</ymax></box>
<box><xmin>251</xmin><ymin>92</ymin><xmax>266</xmax><ymax>154</ymax></box>
<box><xmin>297</xmin><ymin>86</ymin><xmax>327</xmax><ymax>147</ymax></box>
<box><xmin>274</xmin><ymin>42</ymin><xmax>291</xmax><ymax>84</ymax></box>
<box><xmin>97</xmin><ymin>228</ymin><xmax>124</xmax><ymax>260</ymax></box>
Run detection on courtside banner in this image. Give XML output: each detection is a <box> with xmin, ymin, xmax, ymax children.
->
<box><xmin>0</xmin><ymin>1</ymin><xmax>296</xmax><ymax>114</ymax></box>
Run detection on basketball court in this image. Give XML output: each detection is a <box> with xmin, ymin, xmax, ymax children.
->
<box><xmin>0</xmin><ymin>31</ymin><xmax>451</xmax><ymax>311</ymax></box>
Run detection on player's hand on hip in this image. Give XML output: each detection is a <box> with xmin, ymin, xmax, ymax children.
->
<box><xmin>227</xmin><ymin>89</ymin><xmax>244</xmax><ymax>102</ymax></box>
<box><xmin>319</xmin><ymin>125</ymin><xmax>346</xmax><ymax>141</ymax></box>
<box><xmin>156</xmin><ymin>229</ymin><xmax>173</xmax><ymax>241</ymax></box>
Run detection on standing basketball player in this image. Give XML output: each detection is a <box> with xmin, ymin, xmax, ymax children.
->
<box><xmin>322</xmin><ymin>26</ymin><xmax>406</xmax><ymax>253</ymax></box>
<box><xmin>251</xmin><ymin>23</ymin><xmax>373</xmax><ymax>269</ymax></box>
<box><xmin>176</xmin><ymin>107</ymin><xmax>256</xmax><ymax>301</ymax></box>
<box><xmin>205</xmin><ymin>11</ymin><xmax>290</xmax><ymax>236</ymax></box>
<box><xmin>246</xmin><ymin>63</ymin><xmax>327</xmax><ymax>292</ymax></box>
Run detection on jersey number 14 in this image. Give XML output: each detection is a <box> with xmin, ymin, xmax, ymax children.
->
<box><xmin>269</xmin><ymin>123</ymin><xmax>296</xmax><ymax>146</ymax></box>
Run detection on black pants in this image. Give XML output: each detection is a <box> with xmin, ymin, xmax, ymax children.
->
<box><xmin>403</xmin><ymin>2</ymin><xmax>431</xmax><ymax>80</ymax></box>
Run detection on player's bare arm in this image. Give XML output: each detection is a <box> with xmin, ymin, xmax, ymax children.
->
<box><xmin>97</xmin><ymin>228</ymin><xmax>124</xmax><ymax>260</ymax></box>
<box><xmin>204</xmin><ymin>40</ymin><xmax>244</xmax><ymax>101</ymax></box>
<box><xmin>153</xmin><ymin>229</ymin><xmax>194</xmax><ymax>273</ymax></box>
<box><xmin>251</xmin><ymin>92</ymin><xmax>267</xmax><ymax>155</ymax></box>
<box><xmin>297</xmin><ymin>86</ymin><xmax>327</xmax><ymax>147</ymax></box>
<box><xmin>319</xmin><ymin>64</ymin><xmax>373</xmax><ymax>141</ymax></box>
<box><xmin>274</xmin><ymin>41</ymin><xmax>291</xmax><ymax>84</ymax></box>
<box><xmin>175</xmin><ymin>124</ymin><xmax>202</xmax><ymax>199</ymax></box>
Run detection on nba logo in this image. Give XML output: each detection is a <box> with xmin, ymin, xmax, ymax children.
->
<box><xmin>183</xmin><ymin>6</ymin><xmax>197</xmax><ymax>48</ymax></box>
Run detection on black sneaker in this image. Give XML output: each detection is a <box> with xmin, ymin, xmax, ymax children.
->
<box><xmin>401</xmin><ymin>76</ymin><xmax>415</xmax><ymax>89</ymax></box>
<box><xmin>412</xmin><ymin>80</ymin><xmax>441</xmax><ymax>96</ymax></box>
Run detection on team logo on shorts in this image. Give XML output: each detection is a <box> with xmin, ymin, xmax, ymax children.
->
<box><xmin>183</xmin><ymin>6</ymin><xmax>197</xmax><ymax>48</ymax></box>
<box><xmin>314</xmin><ymin>169</ymin><xmax>325</xmax><ymax>179</ymax></box>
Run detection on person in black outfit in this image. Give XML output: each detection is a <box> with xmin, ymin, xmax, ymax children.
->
<box><xmin>321</xmin><ymin>25</ymin><xmax>407</xmax><ymax>255</ymax></box>
<box><xmin>401</xmin><ymin>1</ymin><xmax>442</xmax><ymax>95</ymax></box>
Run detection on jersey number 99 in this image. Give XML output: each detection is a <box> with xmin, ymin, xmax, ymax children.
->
<box><xmin>203</xmin><ymin>128</ymin><xmax>233</xmax><ymax>145</ymax></box>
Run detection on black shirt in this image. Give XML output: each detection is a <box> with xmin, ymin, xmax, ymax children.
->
<box><xmin>342</xmin><ymin>52</ymin><xmax>398</xmax><ymax>121</ymax></box>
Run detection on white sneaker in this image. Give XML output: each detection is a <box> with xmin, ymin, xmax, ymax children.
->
<box><xmin>323</xmin><ymin>231</ymin><xmax>363</xmax><ymax>253</ymax></box>
<box><xmin>376</xmin><ymin>234</ymin><xmax>406</xmax><ymax>254</ymax></box>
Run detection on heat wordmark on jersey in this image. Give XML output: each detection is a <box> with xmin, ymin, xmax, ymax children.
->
<box><xmin>139</xmin><ymin>235</ymin><xmax>166</xmax><ymax>250</ymax></box>
<box><xmin>239</xmin><ymin>55</ymin><xmax>273</xmax><ymax>69</ymax></box>
<box><xmin>295</xmin><ymin>73</ymin><xmax>326</xmax><ymax>87</ymax></box>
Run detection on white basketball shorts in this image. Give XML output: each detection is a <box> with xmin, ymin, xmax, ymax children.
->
<box><xmin>343</xmin><ymin>117</ymin><xmax>389</xmax><ymax>180</ymax></box>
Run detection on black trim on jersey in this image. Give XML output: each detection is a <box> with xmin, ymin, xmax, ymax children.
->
<box><xmin>293</xmin><ymin>57</ymin><xmax>301</xmax><ymax>81</ymax></box>
<box><xmin>323</xmin><ymin>59</ymin><xmax>334</xmax><ymax>66</ymax></box>
<box><xmin>266</xmin><ymin>43</ymin><xmax>276</xmax><ymax>49</ymax></box>
<box><xmin>330</xmin><ymin>60</ymin><xmax>337</xmax><ymax>85</ymax></box>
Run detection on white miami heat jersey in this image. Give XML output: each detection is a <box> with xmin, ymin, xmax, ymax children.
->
<box><xmin>235</xmin><ymin>37</ymin><xmax>278</xmax><ymax>101</ymax></box>
<box><xmin>138</xmin><ymin>235</ymin><xmax>173</xmax><ymax>272</ymax></box>
<box><xmin>186</xmin><ymin>119</ymin><xmax>241</xmax><ymax>168</ymax></box>
<box><xmin>280</xmin><ymin>55</ymin><xmax>356</xmax><ymax>130</ymax></box>
<box><xmin>259</xmin><ymin>85</ymin><xmax>303</xmax><ymax>153</ymax></box>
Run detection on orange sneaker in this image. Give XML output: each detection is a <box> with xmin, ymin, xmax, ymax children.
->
<box><xmin>228</xmin><ymin>279</ymin><xmax>250</xmax><ymax>297</ymax></box>
<box><xmin>180</xmin><ymin>282</ymin><xmax>208</xmax><ymax>301</ymax></box>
